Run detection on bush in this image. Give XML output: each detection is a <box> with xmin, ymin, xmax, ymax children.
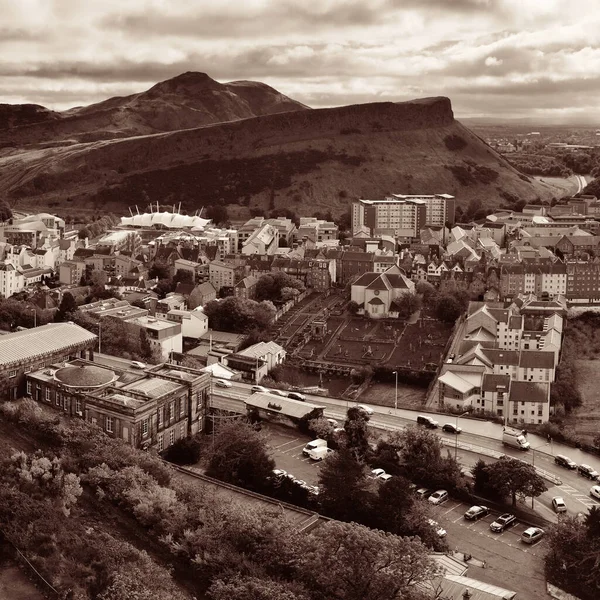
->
<box><xmin>163</xmin><ymin>436</ymin><xmax>203</xmax><ymax>465</ymax></box>
<box><xmin>444</xmin><ymin>134</ymin><xmax>467</xmax><ymax>151</ymax></box>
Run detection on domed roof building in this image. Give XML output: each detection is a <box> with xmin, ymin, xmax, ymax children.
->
<box><xmin>54</xmin><ymin>364</ymin><xmax>117</xmax><ymax>391</ymax></box>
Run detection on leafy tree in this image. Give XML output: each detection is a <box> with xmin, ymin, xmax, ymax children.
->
<box><xmin>163</xmin><ymin>436</ymin><xmax>202</xmax><ymax>465</ymax></box>
<box><xmin>255</xmin><ymin>272</ymin><xmax>305</xmax><ymax>304</ymax></box>
<box><xmin>203</xmin><ymin>297</ymin><xmax>276</xmax><ymax>333</ymax></box>
<box><xmin>205</xmin><ymin>421</ymin><xmax>275</xmax><ymax>491</ymax></box>
<box><xmin>317</xmin><ymin>448</ymin><xmax>375</xmax><ymax>522</ymax></box>
<box><xmin>344</xmin><ymin>406</ymin><xmax>371</xmax><ymax>459</ymax></box>
<box><xmin>546</xmin><ymin>515</ymin><xmax>600</xmax><ymax>599</ymax></box>
<box><xmin>55</xmin><ymin>291</ymin><xmax>78</xmax><ymax>322</ymax></box>
<box><xmin>481</xmin><ymin>457</ymin><xmax>547</xmax><ymax>506</ymax></box>
<box><xmin>0</xmin><ymin>199</ymin><xmax>12</xmax><ymax>222</ymax></box>
<box><xmin>208</xmin><ymin>576</ymin><xmax>309</xmax><ymax>600</ymax></box>
<box><xmin>154</xmin><ymin>278</ymin><xmax>175</xmax><ymax>299</ymax></box>
<box><xmin>78</xmin><ymin>226</ymin><xmax>90</xmax><ymax>239</ymax></box>
<box><xmin>148</xmin><ymin>261</ymin><xmax>171</xmax><ymax>280</ymax></box>
<box><xmin>393</xmin><ymin>291</ymin><xmax>422</xmax><ymax>320</ymax></box>
<box><xmin>434</xmin><ymin>280</ymin><xmax>469</xmax><ymax>322</ymax></box>
<box><xmin>347</xmin><ymin>300</ymin><xmax>360</xmax><ymax>315</ymax></box>
<box><xmin>415</xmin><ymin>280</ymin><xmax>436</xmax><ymax>304</ymax></box>
<box><xmin>173</xmin><ymin>269</ymin><xmax>194</xmax><ymax>285</ymax></box>
<box><xmin>297</xmin><ymin>521</ymin><xmax>440</xmax><ymax>600</ymax></box>
<box><xmin>206</xmin><ymin>204</ymin><xmax>229</xmax><ymax>226</ymax></box>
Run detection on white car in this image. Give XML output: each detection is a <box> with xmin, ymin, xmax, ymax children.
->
<box><xmin>356</xmin><ymin>404</ymin><xmax>374</xmax><ymax>416</ymax></box>
<box><xmin>591</xmin><ymin>485</ymin><xmax>600</xmax><ymax>501</ymax></box>
<box><xmin>371</xmin><ymin>468</ymin><xmax>386</xmax><ymax>479</ymax></box>
<box><xmin>130</xmin><ymin>360</ymin><xmax>146</xmax><ymax>369</ymax></box>
<box><xmin>378</xmin><ymin>473</ymin><xmax>393</xmax><ymax>482</ymax></box>
<box><xmin>428</xmin><ymin>490</ymin><xmax>449</xmax><ymax>505</ymax></box>
<box><xmin>214</xmin><ymin>379</ymin><xmax>232</xmax><ymax>388</ymax></box>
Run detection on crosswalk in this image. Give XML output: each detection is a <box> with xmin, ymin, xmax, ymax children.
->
<box><xmin>556</xmin><ymin>483</ymin><xmax>600</xmax><ymax>510</ymax></box>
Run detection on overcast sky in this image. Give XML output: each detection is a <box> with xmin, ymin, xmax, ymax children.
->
<box><xmin>1</xmin><ymin>0</ymin><xmax>599</xmax><ymax>122</ymax></box>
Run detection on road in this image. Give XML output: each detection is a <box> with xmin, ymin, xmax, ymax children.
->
<box><xmin>575</xmin><ymin>174</ymin><xmax>587</xmax><ymax>194</ymax></box>
<box><xmin>211</xmin><ymin>380</ymin><xmax>600</xmax><ymax>513</ymax></box>
<box><xmin>92</xmin><ymin>352</ymin><xmax>142</xmax><ymax>371</ymax></box>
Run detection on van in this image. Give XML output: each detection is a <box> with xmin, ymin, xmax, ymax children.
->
<box><xmin>308</xmin><ymin>447</ymin><xmax>333</xmax><ymax>461</ymax></box>
<box><xmin>302</xmin><ymin>439</ymin><xmax>327</xmax><ymax>457</ymax></box>
<box><xmin>417</xmin><ymin>415</ymin><xmax>439</xmax><ymax>429</ymax></box>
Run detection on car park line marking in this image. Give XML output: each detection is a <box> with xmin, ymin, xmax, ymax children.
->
<box><xmin>273</xmin><ymin>438</ymin><xmax>300</xmax><ymax>449</ymax></box>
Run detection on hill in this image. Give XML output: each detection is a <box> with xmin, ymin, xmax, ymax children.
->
<box><xmin>0</xmin><ymin>83</ymin><xmax>548</xmax><ymax>218</ymax></box>
<box><xmin>0</xmin><ymin>71</ymin><xmax>309</xmax><ymax>147</ymax></box>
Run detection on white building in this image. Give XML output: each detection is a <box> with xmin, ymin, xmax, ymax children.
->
<box><xmin>241</xmin><ymin>224</ymin><xmax>279</xmax><ymax>255</ymax></box>
<box><xmin>131</xmin><ymin>316</ymin><xmax>183</xmax><ymax>361</ymax></box>
<box><xmin>0</xmin><ymin>262</ymin><xmax>25</xmax><ymax>298</ymax></box>
<box><xmin>165</xmin><ymin>308</ymin><xmax>209</xmax><ymax>339</ymax></box>
<box><xmin>236</xmin><ymin>341</ymin><xmax>286</xmax><ymax>372</ymax></box>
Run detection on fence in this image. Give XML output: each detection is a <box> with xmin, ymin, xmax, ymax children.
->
<box><xmin>0</xmin><ymin>530</ymin><xmax>60</xmax><ymax>599</ymax></box>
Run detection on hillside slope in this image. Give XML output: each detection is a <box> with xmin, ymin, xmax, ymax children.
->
<box><xmin>0</xmin><ymin>96</ymin><xmax>547</xmax><ymax>217</ymax></box>
<box><xmin>0</xmin><ymin>72</ymin><xmax>309</xmax><ymax>146</ymax></box>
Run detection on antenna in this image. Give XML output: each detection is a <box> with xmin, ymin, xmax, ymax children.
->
<box><xmin>135</xmin><ymin>205</ymin><xmax>139</xmax><ymax>215</ymax></box>
<box><xmin>129</xmin><ymin>207</ymin><xmax>133</xmax><ymax>217</ymax></box>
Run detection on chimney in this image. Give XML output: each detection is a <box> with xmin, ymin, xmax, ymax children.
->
<box><xmin>462</xmin><ymin>590</ymin><xmax>472</xmax><ymax>600</ymax></box>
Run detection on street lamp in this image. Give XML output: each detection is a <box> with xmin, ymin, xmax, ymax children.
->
<box><xmin>531</xmin><ymin>442</ymin><xmax>549</xmax><ymax>508</ymax></box>
<box><xmin>29</xmin><ymin>307</ymin><xmax>37</xmax><ymax>328</ymax></box>
<box><xmin>392</xmin><ymin>371</ymin><xmax>398</xmax><ymax>415</ymax></box>
<box><xmin>455</xmin><ymin>411</ymin><xmax>470</xmax><ymax>460</ymax></box>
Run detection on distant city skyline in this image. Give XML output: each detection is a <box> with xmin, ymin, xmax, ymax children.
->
<box><xmin>1</xmin><ymin>0</ymin><xmax>599</xmax><ymax>123</ymax></box>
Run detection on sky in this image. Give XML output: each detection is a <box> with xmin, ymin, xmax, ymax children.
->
<box><xmin>1</xmin><ymin>0</ymin><xmax>599</xmax><ymax>123</ymax></box>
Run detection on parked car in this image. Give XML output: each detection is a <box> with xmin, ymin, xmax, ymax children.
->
<box><xmin>378</xmin><ymin>473</ymin><xmax>393</xmax><ymax>482</ymax></box>
<box><xmin>427</xmin><ymin>519</ymin><xmax>447</xmax><ymax>538</ymax></box>
<box><xmin>554</xmin><ymin>455</ymin><xmax>577</xmax><ymax>470</ymax></box>
<box><xmin>428</xmin><ymin>490</ymin><xmax>449</xmax><ymax>505</ymax></box>
<box><xmin>415</xmin><ymin>488</ymin><xmax>432</xmax><ymax>499</ymax></box>
<box><xmin>490</xmin><ymin>513</ymin><xmax>516</xmax><ymax>533</ymax></box>
<box><xmin>356</xmin><ymin>404</ymin><xmax>374</xmax><ymax>416</ymax></box>
<box><xmin>287</xmin><ymin>391</ymin><xmax>306</xmax><ymax>402</ymax></box>
<box><xmin>251</xmin><ymin>385</ymin><xmax>269</xmax><ymax>394</ymax></box>
<box><xmin>326</xmin><ymin>418</ymin><xmax>339</xmax><ymax>427</ymax></box>
<box><xmin>271</xmin><ymin>389</ymin><xmax>288</xmax><ymax>397</ymax></box>
<box><xmin>130</xmin><ymin>361</ymin><xmax>146</xmax><ymax>369</ymax></box>
<box><xmin>552</xmin><ymin>497</ymin><xmax>567</xmax><ymax>513</ymax></box>
<box><xmin>214</xmin><ymin>379</ymin><xmax>232</xmax><ymax>388</ymax></box>
<box><xmin>442</xmin><ymin>423</ymin><xmax>462</xmax><ymax>434</ymax></box>
<box><xmin>521</xmin><ymin>527</ymin><xmax>544</xmax><ymax>544</ymax></box>
<box><xmin>370</xmin><ymin>468</ymin><xmax>386</xmax><ymax>479</ymax></box>
<box><xmin>464</xmin><ymin>505</ymin><xmax>490</xmax><ymax>521</ymax></box>
<box><xmin>590</xmin><ymin>486</ymin><xmax>600</xmax><ymax>501</ymax></box>
<box><xmin>417</xmin><ymin>415</ymin><xmax>439</xmax><ymax>429</ymax></box>
<box><xmin>578</xmin><ymin>464</ymin><xmax>600</xmax><ymax>480</ymax></box>
<box><xmin>271</xmin><ymin>469</ymin><xmax>287</xmax><ymax>483</ymax></box>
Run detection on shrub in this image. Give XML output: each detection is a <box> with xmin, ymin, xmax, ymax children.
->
<box><xmin>444</xmin><ymin>134</ymin><xmax>467</xmax><ymax>151</ymax></box>
<box><xmin>163</xmin><ymin>436</ymin><xmax>203</xmax><ymax>465</ymax></box>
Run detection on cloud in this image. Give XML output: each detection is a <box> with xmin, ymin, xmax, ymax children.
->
<box><xmin>0</xmin><ymin>0</ymin><xmax>597</xmax><ymax>122</ymax></box>
<box><xmin>484</xmin><ymin>56</ymin><xmax>503</xmax><ymax>66</ymax></box>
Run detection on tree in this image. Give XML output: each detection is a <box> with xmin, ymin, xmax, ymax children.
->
<box><xmin>347</xmin><ymin>300</ymin><xmax>360</xmax><ymax>315</ymax></box>
<box><xmin>393</xmin><ymin>292</ymin><xmax>422</xmax><ymax>320</ymax></box>
<box><xmin>163</xmin><ymin>436</ymin><xmax>202</xmax><ymax>465</ymax></box>
<box><xmin>55</xmin><ymin>292</ymin><xmax>78</xmax><ymax>322</ymax></box>
<box><xmin>317</xmin><ymin>448</ymin><xmax>375</xmax><ymax>522</ymax></box>
<box><xmin>208</xmin><ymin>576</ymin><xmax>309</xmax><ymax>600</ymax></box>
<box><xmin>482</xmin><ymin>457</ymin><xmax>547</xmax><ymax>506</ymax></box>
<box><xmin>415</xmin><ymin>281</ymin><xmax>436</xmax><ymax>304</ymax></box>
<box><xmin>205</xmin><ymin>421</ymin><xmax>275</xmax><ymax>491</ymax></box>
<box><xmin>203</xmin><ymin>297</ymin><xmax>276</xmax><ymax>333</ymax></box>
<box><xmin>0</xmin><ymin>199</ymin><xmax>12</xmax><ymax>222</ymax></box>
<box><xmin>206</xmin><ymin>205</ymin><xmax>229</xmax><ymax>226</ymax></box>
<box><xmin>255</xmin><ymin>272</ymin><xmax>304</xmax><ymax>304</ymax></box>
<box><xmin>78</xmin><ymin>227</ymin><xmax>90</xmax><ymax>239</ymax></box>
<box><xmin>297</xmin><ymin>521</ymin><xmax>439</xmax><ymax>600</ymax></box>
<box><xmin>173</xmin><ymin>269</ymin><xmax>194</xmax><ymax>285</ymax></box>
<box><xmin>148</xmin><ymin>261</ymin><xmax>171</xmax><ymax>280</ymax></box>
<box><xmin>344</xmin><ymin>407</ymin><xmax>371</xmax><ymax>459</ymax></box>
<box><xmin>434</xmin><ymin>280</ymin><xmax>469</xmax><ymax>322</ymax></box>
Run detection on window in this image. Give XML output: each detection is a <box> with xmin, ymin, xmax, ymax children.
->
<box><xmin>180</xmin><ymin>423</ymin><xmax>185</xmax><ymax>439</ymax></box>
<box><xmin>9</xmin><ymin>370</ymin><xmax>16</xmax><ymax>378</ymax></box>
<box><xmin>142</xmin><ymin>419</ymin><xmax>149</xmax><ymax>437</ymax></box>
<box><xmin>106</xmin><ymin>416</ymin><xmax>114</xmax><ymax>433</ymax></box>
<box><xmin>169</xmin><ymin>402</ymin><xmax>175</xmax><ymax>421</ymax></box>
<box><xmin>75</xmin><ymin>398</ymin><xmax>82</xmax><ymax>414</ymax></box>
<box><xmin>180</xmin><ymin>398</ymin><xmax>185</xmax><ymax>416</ymax></box>
<box><xmin>158</xmin><ymin>435</ymin><xmax>164</xmax><ymax>452</ymax></box>
<box><xmin>158</xmin><ymin>407</ymin><xmax>163</xmax><ymax>427</ymax></box>
<box><xmin>169</xmin><ymin>429</ymin><xmax>175</xmax><ymax>446</ymax></box>
<box><xmin>26</xmin><ymin>381</ymin><xmax>32</xmax><ymax>395</ymax></box>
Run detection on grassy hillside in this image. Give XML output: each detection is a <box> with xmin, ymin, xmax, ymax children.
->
<box><xmin>0</xmin><ymin>96</ymin><xmax>547</xmax><ymax>218</ymax></box>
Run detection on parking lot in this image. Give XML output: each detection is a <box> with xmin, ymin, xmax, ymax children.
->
<box><xmin>264</xmin><ymin>425</ymin><xmax>321</xmax><ymax>485</ymax></box>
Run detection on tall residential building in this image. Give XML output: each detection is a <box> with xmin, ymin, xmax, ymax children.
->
<box><xmin>352</xmin><ymin>198</ymin><xmax>426</xmax><ymax>240</ymax></box>
<box><xmin>388</xmin><ymin>194</ymin><xmax>455</xmax><ymax>227</ymax></box>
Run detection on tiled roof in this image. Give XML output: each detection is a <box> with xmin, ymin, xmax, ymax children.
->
<box><xmin>481</xmin><ymin>373</ymin><xmax>511</xmax><ymax>392</ymax></box>
<box><xmin>519</xmin><ymin>351</ymin><xmax>555</xmax><ymax>369</ymax></box>
<box><xmin>481</xmin><ymin>349</ymin><xmax>519</xmax><ymax>365</ymax></box>
<box><xmin>0</xmin><ymin>323</ymin><xmax>97</xmax><ymax>367</ymax></box>
<box><xmin>509</xmin><ymin>381</ymin><xmax>549</xmax><ymax>404</ymax></box>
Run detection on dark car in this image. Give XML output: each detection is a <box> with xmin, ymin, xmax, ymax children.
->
<box><xmin>578</xmin><ymin>464</ymin><xmax>599</xmax><ymax>480</ymax></box>
<box><xmin>442</xmin><ymin>423</ymin><xmax>462</xmax><ymax>434</ymax></box>
<box><xmin>554</xmin><ymin>455</ymin><xmax>577</xmax><ymax>470</ymax></box>
<box><xmin>287</xmin><ymin>392</ymin><xmax>306</xmax><ymax>402</ymax></box>
<box><xmin>490</xmin><ymin>513</ymin><xmax>516</xmax><ymax>532</ymax></box>
<box><xmin>464</xmin><ymin>505</ymin><xmax>490</xmax><ymax>521</ymax></box>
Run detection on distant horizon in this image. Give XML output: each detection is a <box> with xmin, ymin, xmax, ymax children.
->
<box><xmin>1</xmin><ymin>2</ymin><xmax>599</xmax><ymax>124</ymax></box>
